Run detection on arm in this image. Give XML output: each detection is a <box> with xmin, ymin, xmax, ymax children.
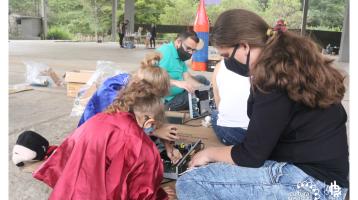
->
<box><xmin>189</xmin><ymin>146</ymin><xmax>234</xmax><ymax>167</ymax></box>
<box><xmin>183</xmin><ymin>72</ymin><xmax>202</xmax><ymax>87</ymax></box>
<box><xmin>162</xmin><ymin>139</ymin><xmax>182</xmax><ymax>164</ymax></box>
<box><xmin>189</xmin><ymin>91</ymin><xmax>292</xmax><ymax>168</ymax></box>
<box><xmin>170</xmin><ymin>78</ymin><xmax>195</xmax><ymax>93</ymax></box>
<box><xmin>211</xmin><ymin>62</ymin><xmax>221</xmax><ymax>107</ymax></box>
<box><xmin>231</xmin><ymin>91</ymin><xmax>292</xmax><ymax>167</ymax></box>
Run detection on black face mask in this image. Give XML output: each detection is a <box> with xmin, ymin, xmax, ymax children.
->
<box><xmin>177</xmin><ymin>44</ymin><xmax>192</xmax><ymax>61</ymax></box>
<box><xmin>224</xmin><ymin>44</ymin><xmax>250</xmax><ymax>77</ymax></box>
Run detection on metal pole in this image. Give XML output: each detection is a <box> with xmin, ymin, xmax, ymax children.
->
<box><xmin>339</xmin><ymin>0</ymin><xmax>349</xmax><ymax>62</ymax></box>
<box><xmin>41</xmin><ymin>0</ymin><xmax>48</xmax><ymax>39</ymax></box>
<box><xmin>301</xmin><ymin>0</ymin><xmax>309</xmax><ymax>36</ymax></box>
<box><xmin>111</xmin><ymin>0</ymin><xmax>118</xmax><ymax>42</ymax></box>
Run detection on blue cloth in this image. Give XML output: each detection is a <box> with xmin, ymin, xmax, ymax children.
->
<box><xmin>78</xmin><ymin>73</ymin><xmax>130</xmax><ymax>127</ymax></box>
<box><xmin>176</xmin><ymin>161</ymin><xmax>348</xmax><ymax>200</ymax></box>
<box><xmin>210</xmin><ymin>109</ymin><xmax>247</xmax><ymax>145</ymax></box>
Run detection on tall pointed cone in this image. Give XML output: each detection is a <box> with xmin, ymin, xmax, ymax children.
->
<box><xmin>194</xmin><ymin>0</ymin><xmax>209</xmax><ymax>32</ymax></box>
<box><xmin>192</xmin><ymin>0</ymin><xmax>209</xmax><ymax>71</ymax></box>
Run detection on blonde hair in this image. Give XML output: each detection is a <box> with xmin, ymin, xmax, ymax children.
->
<box><xmin>105</xmin><ymin>52</ymin><xmax>170</xmax><ymax>125</ymax></box>
<box><xmin>132</xmin><ymin>52</ymin><xmax>170</xmax><ymax>97</ymax></box>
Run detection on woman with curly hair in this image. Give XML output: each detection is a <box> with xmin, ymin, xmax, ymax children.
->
<box><xmin>176</xmin><ymin>9</ymin><xmax>349</xmax><ymax>200</ymax></box>
<box><xmin>33</xmin><ymin>55</ymin><xmax>173</xmax><ymax>200</ymax></box>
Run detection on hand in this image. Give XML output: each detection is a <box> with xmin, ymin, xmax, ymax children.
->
<box><xmin>161</xmin><ymin>185</ymin><xmax>176</xmax><ymax>200</ymax></box>
<box><xmin>175</xmin><ymin>80</ymin><xmax>195</xmax><ymax>93</ymax></box>
<box><xmin>167</xmin><ymin>147</ymin><xmax>182</xmax><ymax>165</ymax></box>
<box><xmin>189</xmin><ymin>146</ymin><xmax>235</xmax><ymax>168</ymax></box>
<box><xmin>153</xmin><ymin>124</ymin><xmax>180</xmax><ymax>141</ymax></box>
<box><xmin>188</xmin><ymin>148</ymin><xmax>212</xmax><ymax>168</ymax></box>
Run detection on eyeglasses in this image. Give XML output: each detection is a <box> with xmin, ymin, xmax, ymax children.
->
<box><xmin>181</xmin><ymin>42</ymin><xmax>197</xmax><ymax>54</ymax></box>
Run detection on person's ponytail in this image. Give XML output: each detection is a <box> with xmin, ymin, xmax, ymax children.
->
<box><xmin>133</xmin><ymin>52</ymin><xmax>170</xmax><ymax>97</ymax></box>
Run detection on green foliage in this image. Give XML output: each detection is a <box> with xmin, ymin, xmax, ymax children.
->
<box><xmin>308</xmin><ymin>0</ymin><xmax>345</xmax><ymax>29</ymax></box>
<box><xmin>46</xmin><ymin>26</ymin><xmax>72</xmax><ymax>40</ymax></box>
<box><xmin>259</xmin><ymin>0</ymin><xmax>303</xmax><ymax>28</ymax></box>
<box><xmin>9</xmin><ymin>0</ymin><xmax>41</xmax><ymax>16</ymax></box>
<box><xmin>206</xmin><ymin>0</ymin><xmax>260</xmax><ymax>25</ymax></box>
<box><xmin>159</xmin><ymin>33</ymin><xmax>177</xmax><ymax>41</ymax></box>
<box><xmin>307</xmin><ymin>25</ymin><xmax>342</xmax><ymax>32</ymax></box>
<box><xmin>159</xmin><ymin>0</ymin><xmax>197</xmax><ymax>25</ymax></box>
<box><xmin>9</xmin><ymin>0</ymin><xmax>346</xmax><ymax>38</ymax></box>
<box><xmin>135</xmin><ymin>0</ymin><xmax>169</xmax><ymax>24</ymax></box>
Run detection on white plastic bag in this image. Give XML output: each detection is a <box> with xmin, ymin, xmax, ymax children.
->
<box><xmin>70</xmin><ymin>61</ymin><xmax>126</xmax><ymax>117</ymax></box>
<box><xmin>24</xmin><ymin>61</ymin><xmax>63</xmax><ymax>87</ymax></box>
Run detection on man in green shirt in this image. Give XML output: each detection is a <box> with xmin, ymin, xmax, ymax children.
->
<box><xmin>157</xmin><ymin>31</ymin><xmax>210</xmax><ymax>111</ymax></box>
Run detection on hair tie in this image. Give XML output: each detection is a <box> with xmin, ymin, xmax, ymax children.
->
<box><xmin>152</xmin><ymin>60</ymin><xmax>160</xmax><ymax>67</ymax></box>
<box><xmin>266</xmin><ymin>28</ymin><xmax>273</xmax><ymax>37</ymax></box>
<box><xmin>273</xmin><ymin>19</ymin><xmax>288</xmax><ymax>33</ymax></box>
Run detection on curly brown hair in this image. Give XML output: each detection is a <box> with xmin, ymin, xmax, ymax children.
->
<box><xmin>213</xmin><ymin>9</ymin><xmax>345</xmax><ymax>108</ymax></box>
<box><xmin>252</xmin><ymin>31</ymin><xmax>345</xmax><ymax>108</ymax></box>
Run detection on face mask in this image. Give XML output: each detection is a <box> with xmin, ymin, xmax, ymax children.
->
<box><xmin>141</xmin><ymin>115</ymin><xmax>155</xmax><ymax>135</ymax></box>
<box><xmin>143</xmin><ymin>126</ymin><xmax>155</xmax><ymax>135</ymax></box>
<box><xmin>177</xmin><ymin>44</ymin><xmax>192</xmax><ymax>61</ymax></box>
<box><xmin>224</xmin><ymin>44</ymin><xmax>250</xmax><ymax>77</ymax></box>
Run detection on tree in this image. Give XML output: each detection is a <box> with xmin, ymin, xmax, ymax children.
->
<box><xmin>159</xmin><ymin>0</ymin><xmax>197</xmax><ymax>25</ymax></box>
<box><xmin>206</xmin><ymin>0</ymin><xmax>259</xmax><ymax>25</ymax></box>
<box><xmin>308</xmin><ymin>0</ymin><xmax>344</xmax><ymax>29</ymax></box>
<box><xmin>9</xmin><ymin>0</ymin><xmax>347</xmax><ymax>38</ymax></box>
<box><xmin>260</xmin><ymin>0</ymin><xmax>303</xmax><ymax>28</ymax></box>
<box><xmin>82</xmin><ymin>0</ymin><xmax>113</xmax><ymax>40</ymax></box>
<box><xmin>135</xmin><ymin>0</ymin><xmax>169</xmax><ymax>24</ymax></box>
<box><xmin>9</xmin><ymin>0</ymin><xmax>41</xmax><ymax>16</ymax></box>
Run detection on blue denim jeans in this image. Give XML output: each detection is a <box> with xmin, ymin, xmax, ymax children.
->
<box><xmin>211</xmin><ymin>110</ymin><xmax>247</xmax><ymax>145</ymax></box>
<box><xmin>176</xmin><ymin>161</ymin><xmax>348</xmax><ymax>200</ymax></box>
<box><xmin>165</xmin><ymin>75</ymin><xmax>210</xmax><ymax>111</ymax></box>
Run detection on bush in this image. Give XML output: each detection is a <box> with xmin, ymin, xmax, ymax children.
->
<box><xmin>46</xmin><ymin>27</ymin><xmax>72</xmax><ymax>40</ymax></box>
<box><xmin>158</xmin><ymin>33</ymin><xmax>177</xmax><ymax>42</ymax></box>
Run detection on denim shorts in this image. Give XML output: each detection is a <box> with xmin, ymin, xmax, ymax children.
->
<box><xmin>176</xmin><ymin>161</ymin><xmax>348</xmax><ymax>200</ymax></box>
<box><xmin>211</xmin><ymin>110</ymin><xmax>247</xmax><ymax>145</ymax></box>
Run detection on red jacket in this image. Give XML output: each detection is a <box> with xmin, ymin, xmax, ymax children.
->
<box><xmin>33</xmin><ymin>112</ymin><xmax>168</xmax><ymax>200</ymax></box>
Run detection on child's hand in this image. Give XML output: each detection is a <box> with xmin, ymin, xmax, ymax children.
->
<box><xmin>153</xmin><ymin>124</ymin><xmax>179</xmax><ymax>141</ymax></box>
<box><xmin>167</xmin><ymin>148</ymin><xmax>182</xmax><ymax>165</ymax></box>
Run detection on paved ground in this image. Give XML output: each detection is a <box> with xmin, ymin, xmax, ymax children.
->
<box><xmin>8</xmin><ymin>40</ymin><xmax>349</xmax><ymax>200</ymax></box>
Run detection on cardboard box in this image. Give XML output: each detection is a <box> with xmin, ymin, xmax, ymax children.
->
<box><xmin>175</xmin><ymin>123</ymin><xmax>224</xmax><ymax>148</ymax></box>
<box><xmin>165</xmin><ymin>111</ymin><xmax>224</xmax><ymax>148</ymax></box>
<box><xmin>64</xmin><ymin>70</ymin><xmax>94</xmax><ymax>97</ymax></box>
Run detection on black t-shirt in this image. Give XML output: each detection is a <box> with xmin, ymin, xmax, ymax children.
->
<box><xmin>231</xmin><ymin>89</ymin><xmax>349</xmax><ymax>188</ymax></box>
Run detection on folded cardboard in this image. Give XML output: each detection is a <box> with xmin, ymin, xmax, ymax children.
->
<box><xmin>64</xmin><ymin>70</ymin><xmax>94</xmax><ymax>97</ymax></box>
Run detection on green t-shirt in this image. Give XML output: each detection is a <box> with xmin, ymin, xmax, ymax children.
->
<box><xmin>157</xmin><ymin>42</ymin><xmax>188</xmax><ymax>101</ymax></box>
